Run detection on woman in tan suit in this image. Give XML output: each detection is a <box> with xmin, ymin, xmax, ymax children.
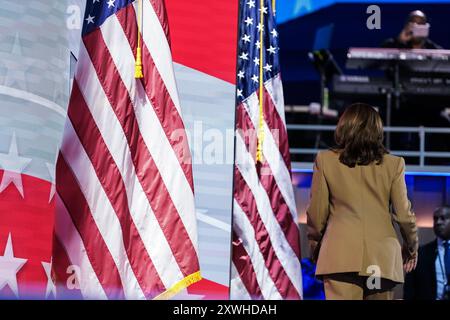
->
<box><xmin>307</xmin><ymin>103</ymin><xmax>419</xmax><ymax>300</ymax></box>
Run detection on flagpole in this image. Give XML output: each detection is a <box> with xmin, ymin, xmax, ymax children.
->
<box><xmin>256</xmin><ymin>0</ymin><xmax>265</xmax><ymax>163</ymax></box>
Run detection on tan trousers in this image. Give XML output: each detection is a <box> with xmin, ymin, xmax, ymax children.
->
<box><xmin>323</xmin><ymin>273</ymin><xmax>396</xmax><ymax>300</ymax></box>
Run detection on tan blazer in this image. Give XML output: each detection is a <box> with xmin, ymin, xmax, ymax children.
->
<box><xmin>306</xmin><ymin>150</ymin><xmax>418</xmax><ymax>283</ymax></box>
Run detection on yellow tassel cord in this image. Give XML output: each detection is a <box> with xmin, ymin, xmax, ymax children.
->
<box><xmin>154</xmin><ymin>271</ymin><xmax>202</xmax><ymax>300</ymax></box>
<box><xmin>135</xmin><ymin>0</ymin><xmax>144</xmax><ymax>79</ymax></box>
<box><xmin>255</xmin><ymin>0</ymin><xmax>265</xmax><ymax>163</ymax></box>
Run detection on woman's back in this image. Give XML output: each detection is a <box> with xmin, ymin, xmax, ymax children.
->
<box><xmin>310</xmin><ymin>150</ymin><xmax>414</xmax><ymax>283</ymax></box>
<box><xmin>306</xmin><ymin>103</ymin><xmax>418</xmax><ymax>299</ymax></box>
<box><xmin>324</xmin><ymin>150</ymin><xmax>396</xmax><ymax>221</ymax></box>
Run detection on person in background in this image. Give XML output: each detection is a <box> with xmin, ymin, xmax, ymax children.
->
<box><xmin>404</xmin><ymin>206</ymin><xmax>450</xmax><ymax>300</ymax></box>
<box><xmin>383</xmin><ymin>10</ymin><xmax>442</xmax><ymax>49</ymax></box>
<box><xmin>307</xmin><ymin>103</ymin><xmax>418</xmax><ymax>300</ymax></box>
<box><xmin>382</xmin><ymin>10</ymin><xmax>445</xmax><ymax>159</ymax></box>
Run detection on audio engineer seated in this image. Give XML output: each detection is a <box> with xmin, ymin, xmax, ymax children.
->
<box><xmin>383</xmin><ymin>10</ymin><xmax>442</xmax><ymax>50</ymax></box>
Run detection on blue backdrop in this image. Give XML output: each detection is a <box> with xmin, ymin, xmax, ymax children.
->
<box><xmin>277</xmin><ymin>0</ymin><xmax>450</xmax><ymax>24</ymax></box>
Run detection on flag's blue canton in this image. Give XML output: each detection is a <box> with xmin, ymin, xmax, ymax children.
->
<box><xmin>82</xmin><ymin>0</ymin><xmax>135</xmax><ymax>36</ymax></box>
<box><xmin>237</xmin><ymin>0</ymin><xmax>280</xmax><ymax>103</ymax></box>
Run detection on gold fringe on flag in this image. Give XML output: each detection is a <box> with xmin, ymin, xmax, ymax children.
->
<box><xmin>135</xmin><ymin>0</ymin><xmax>144</xmax><ymax>79</ymax></box>
<box><xmin>153</xmin><ymin>271</ymin><xmax>202</xmax><ymax>300</ymax></box>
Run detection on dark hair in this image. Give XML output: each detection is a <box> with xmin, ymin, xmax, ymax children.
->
<box><xmin>334</xmin><ymin>103</ymin><xmax>388</xmax><ymax>167</ymax></box>
<box><xmin>406</xmin><ymin>10</ymin><xmax>427</xmax><ymax>25</ymax></box>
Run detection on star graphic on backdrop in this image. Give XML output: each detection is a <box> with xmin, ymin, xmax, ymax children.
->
<box><xmin>242</xmin><ymin>34</ymin><xmax>251</xmax><ymax>43</ymax></box>
<box><xmin>253</xmin><ymin>57</ymin><xmax>260</xmax><ymax>66</ymax></box>
<box><xmin>86</xmin><ymin>15</ymin><xmax>95</xmax><ymax>24</ymax></box>
<box><xmin>41</xmin><ymin>258</ymin><xmax>56</xmax><ymax>299</ymax></box>
<box><xmin>251</xmin><ymin>74</ymin><xmax>259</xmax><ymax>83</ymax></box>
<box><xmin>271</xmin><ymin>29</ymin><xmax>278</xmax><ymax>38</ymax></box>
<box><xmin>244</xmin><ymin>17</ymin><xmax>253</xmax><ymax>26</ymax></box>
<box><xmin>255</xmin><ymin>40</ymin><xmax>261</xmax><ymax>49</ymax></box>
<box><xmin>294</xmin><ymin>0</ymin><xmax>312</xmax><ymax>14</ymax></box>
<box><xmin>0</xmin><ymin>132</ymin><xmax>32</xmax><ymax>198</ymax></box>
<box><xmin>107</xmin><ymin>0</ymin><xmax>116</xmax><ymax>8</ymax></box>
<box><xmin>237</xmin><ymin>89</ymin><xmax>243</xmax><ymax>98</ymax></box>
<box><xmin>237</xmin><ymin>70</ymin><xmax>245</xmax><ymax>80</ymax></box>
<box><xmin>247</xmin><ymin>0</ymin><xmax>255</xmax><ymax>9</ymax></box>
<box><xmin>3</xmin><ymin>33</ymin><xmax>28</xmax><ymax>91</ymax></box>
<box><xmin>0</xmin><ymin>234</ymin><xmax>27</xmax><ymax>298</ymax></box>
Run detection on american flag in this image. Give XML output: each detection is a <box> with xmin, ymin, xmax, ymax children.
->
<box><xmin>230</xmin><ymin>0</ymin><xmax>303</xmax><ymax>299</ymax></box>
<box><xmin>52</xmin><ymin>0</ymin><xmax>201</xmax><ymax>299</ymax></box>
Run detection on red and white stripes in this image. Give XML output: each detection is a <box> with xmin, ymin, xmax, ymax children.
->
<box><xmin>52</xmin><ymin>0</ymin><xmax>200</xmax><ymax>300</ymax></box>
<box><xmin>231</xmin><ymin>76</ymin><xmax>303</xmax><ymax>300</ymax></box>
